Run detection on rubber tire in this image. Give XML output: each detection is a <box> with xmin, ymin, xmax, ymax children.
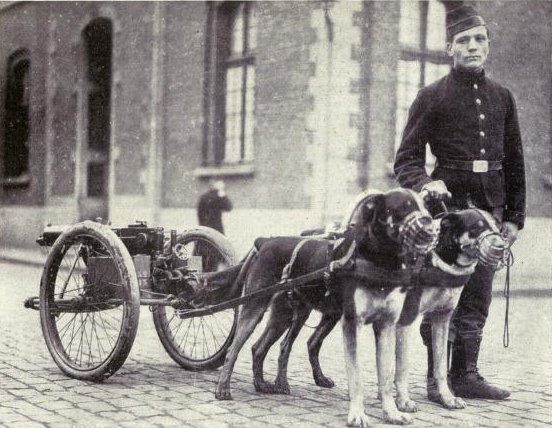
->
<box><xmin>39</xmin><ymin>221</ymin><xmax>140</xmax><ymax>381</ymax></box>
<box><xmin>152</xmin><ymin>226</ymin><xmax>239</xmax><ymax>371</ymax></box>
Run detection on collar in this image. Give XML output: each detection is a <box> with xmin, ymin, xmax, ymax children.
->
<box><xmin>430</xmin><ymin>251</ymin><xmax>477</xmax><ymax>276</ymax></box>
<box><xmin>451</xmin><ymin>67</ymin><xmax>486</xmax><ymax>86</ymax></box>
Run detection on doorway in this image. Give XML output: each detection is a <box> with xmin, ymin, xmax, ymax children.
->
<box><xmin>78</xmin><ymin>17</ymin><xmax>112</xmax><ymax>221</ymax></box>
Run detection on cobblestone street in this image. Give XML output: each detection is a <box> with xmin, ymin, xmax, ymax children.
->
<box><xmin>1</xmin><ymin>260</ymin><xmax>551</xmax><ymax>427</ymax></box>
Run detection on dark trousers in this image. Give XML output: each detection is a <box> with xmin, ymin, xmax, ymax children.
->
<box><xmin>421</xmin><ymin>202</ymin><xmax>502</xmax><ymax>346</ymax></box>
<box><xmin>420</xmin><ymin>263</ymin><xmax>495</xmax><ymax>345</ymax></box>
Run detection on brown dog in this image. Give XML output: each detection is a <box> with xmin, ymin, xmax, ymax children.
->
<box><xmin>215</xmin><ymin>188</ymin><xmax>436</xmax><ymax>426</ymax></box>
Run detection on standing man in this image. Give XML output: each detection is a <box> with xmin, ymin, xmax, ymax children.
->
<box><xmin>197</xmin><ymin>179</ymin><xmax>233</xmax><ymax>235</ymax></box>
<box><xmin>394</xmin><ymin>5</ymin><xmax>525</xmax><ymax>400</ymax></box>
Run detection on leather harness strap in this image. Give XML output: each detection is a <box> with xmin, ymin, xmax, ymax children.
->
<box><xmin>281</xmin><ymin>239</ymin><xmax>313</xmax><ymax>283</ymax></box>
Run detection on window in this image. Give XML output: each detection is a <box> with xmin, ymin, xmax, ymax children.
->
<box><xmin>210</xmin><ymin>2</ymin><xmax>256</xmax><ymax>166</ymax></box>
<box><xmin>395</xmin><ymin>1</ymin><xmax>451</xmax><ymax>158</ymax></box>
<box><xmin>3</xmin><ymin>49</ymin><xmax>30</xmax><ymax>183</ymax></box>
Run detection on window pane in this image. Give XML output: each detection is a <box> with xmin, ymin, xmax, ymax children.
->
<box><xmin>425</xmin><ymin>62</ymin><xmax>450</xmax><ymax>85</ymax></box>
<box><xmin>426</xmin><ymin>0</ymin><xmax>446</xmax><ymax>51</ymax></box>
<box><xmin>225</xmin><ymin>66</ymin><xmax>243</xmax><ymax>163</ymax></box>
<box><xmin>230</xmin><ymin>3</ymin><xmax>244</xmax><ymax>56</ymax></box>
<box><xmin>243</xmin><ymin>66</ymin><xmax>255</xmax><ymax>161</ymax></box>
<box><xmin>399</xmin><ymin>1</ymin><xmax>421</xmax><ymax>49</ymax></box>
<box><xmin>395</xmin><ymin>60</ymin><xmax>421</xmax><ymax>152</ymax></box>
<box><xmin>397</xmin><ymin>60</ymin><xmax>421</xmax><ymax>108</ymax></box>
<box><xmin>247</xmin><ymin>3</ymin><xmax>257</xmax><ymax>52</ymax></box>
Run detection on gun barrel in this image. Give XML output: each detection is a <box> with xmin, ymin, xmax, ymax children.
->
<box><xmin>37</xmin><ymin>225</ymin><xmax>71</xmax><ymax>247</ymax></box>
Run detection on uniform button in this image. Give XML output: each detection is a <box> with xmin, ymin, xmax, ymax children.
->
<box><xmin>479</xmin><ymin>131</ymin><xmax>485</xmax><ymax>137</ymax></box>
<box><xmin>480</xmin><ymin>148</ymin><xmax>486</xmax><ymax>154</ymax></box>
<box><xmin>479</xmin><ymin>113</ymin><xmax>485</xmax><ymax>120</ymax></box>
<box><xmin>474</xmin><ymin>83</ymin><xmax>479</xmax><ymax>90</ymax></box>
<box><xmin>476</xmin><ymin>98</ymin><xmax>482</xmax><ymax>105</ymax></box>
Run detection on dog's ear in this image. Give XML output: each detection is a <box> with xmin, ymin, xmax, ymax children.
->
<box><xmin>361</xmin><ymin>194</ymin><xmax>384</xmax><ymax>226</ymax></box>
<box><xmin>439</xmin><ymin>212</ymin><xmax>460</xmax><ymax>235</ymax></box>
<box><xmin>353</xmin><ymin>194</ymin><xmax>384</xmax><ymax>244</ymax></box>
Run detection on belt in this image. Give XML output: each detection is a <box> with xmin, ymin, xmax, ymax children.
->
<box><xmin>436</xmin><ymin>159</ymin><xmax>502</xmax><ymax>173</ymax></box>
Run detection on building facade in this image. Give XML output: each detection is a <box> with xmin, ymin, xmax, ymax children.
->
<box><xmin>1</xmin><ymin>1</ymin><xmax>551</xmax><ymax>253</ymax></box>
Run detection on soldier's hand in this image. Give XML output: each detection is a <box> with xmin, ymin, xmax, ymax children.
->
<box><xmin>421</xmin><ymin>180</ymin><xmax>451</xmax><ymax>201</ymax></box>
<box><xmin>501</xmin><ymin>221</ymin><xmax>519</xmax><ymax>246</ymax></box>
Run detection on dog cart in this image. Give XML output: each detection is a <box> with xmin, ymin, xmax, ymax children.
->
<box><xmin>24</xmin><ymin>219</ymin><xmax>343</xmax><ymax>382</ymax></box>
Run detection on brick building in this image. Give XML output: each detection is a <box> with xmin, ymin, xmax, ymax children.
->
<box><xmin>1</xmin><ymin>1</ymin><xmax>551</xmax><ymax>252</ymax></box>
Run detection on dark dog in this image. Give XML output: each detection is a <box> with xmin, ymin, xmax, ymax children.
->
<box><xmin>215</xmin><ymin>188</ymin><xmax>436</xmax><ymax>426</ymax></box>
<box><xmin>394</xmin><ymin>209</ymin><xmax>507</xmax><ymax>412</ymax></box>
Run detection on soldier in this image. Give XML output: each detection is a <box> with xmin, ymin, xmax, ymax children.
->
<box><xmin>394</xmin><ymin>5</ymin><xmax>525</xmax><ymax>400</ymax></box>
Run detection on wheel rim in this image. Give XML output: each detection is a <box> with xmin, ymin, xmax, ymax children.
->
<box><xmin>43</xmin><ymin>235</ymin><xmax>129</xmax><ymax>372</ymax></box>
<box><xmin>157</xmin><ymin>236</ymin><xmax>237</xmax><ymax>364</ymax></box>
<box><xmin>157</xmin><ymin>307</ymin><xmax>237</xmax><ymax>363</ymax></box>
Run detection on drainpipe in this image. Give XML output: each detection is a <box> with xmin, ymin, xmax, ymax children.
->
<box><xmin>320</xmin><ymin>0</ymin><xmax>334</xmax><ymax>227</ymax></box>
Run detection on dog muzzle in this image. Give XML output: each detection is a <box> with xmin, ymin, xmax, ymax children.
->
<box><xmin>463</xmin><ymin>231</ymin><xmax>509</xmax><ymax>271</ymax></box>
<box><xmin>397</xmin><ymin>212</ymin><xmax>438</xmax><ymax>256</ymax></box>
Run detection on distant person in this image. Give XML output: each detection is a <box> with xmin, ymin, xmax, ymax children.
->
<box><xmin>197</xmin><ymin>179</ymin><xmax>233</xmax><ymax>235</ymax></box>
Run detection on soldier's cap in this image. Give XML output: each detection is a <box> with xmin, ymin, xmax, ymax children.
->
<box><xmin>446</xmin><ymin>5</ymin><xmax>486</xmax><ymax>41</ymax></box>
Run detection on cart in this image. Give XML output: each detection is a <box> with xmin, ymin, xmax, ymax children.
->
<box><xmin>24</xmin><ymin>220</ymin><xmax>248</xmax><ymax>381</ymax></box>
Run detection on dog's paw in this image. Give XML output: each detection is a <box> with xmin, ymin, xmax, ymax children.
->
<box><xmin>347</xmin><ymin>410</ymin><xmax>371</xmax><ymax>427</ymax></box>
<box><xmin>395</xmin><ymin>397</ymin><xmax>418</xmax><ymax>413</ymax></box>
<box><xmin>254</xmin><ymin>380</ymin><xmax>290</xmax><ymax>395</ymax></box>
<box><xmin>314</xmin><ymin>374</ymin><xmax>335</xmax><ymax>388</ymax></box>
<box><xmin>214</xmin><ymin>386</ymin><xmax>233</xmax><ymax>401</ymax></box>
<box><xmin>383</xmin><ymin>409</ymin><xmax>414</xmax><ymax>425</ymax></box>
<box><xmin>441</xmin><ymin>395</ymin><xmax>466</xmax><ymax>410</ymax></box>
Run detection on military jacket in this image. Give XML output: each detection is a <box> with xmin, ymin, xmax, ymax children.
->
<box><xmin>394</xmin><ymin>68</ymin><xmax>526</xmax><ymax>229</ymax></box>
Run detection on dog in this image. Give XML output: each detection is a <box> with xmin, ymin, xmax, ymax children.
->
<box><xmin>393</xmin><ymin>208</ymin><xmax>508</xmax><ymax>413</ymax></box>
<box><xmin>248</xmin><ymin>206</ymin><xmax>507</xmax><ymax>426</ymax></box>
<box><xmin>214</xmin><ymin>188</ymin><xmax>437</xmax><ymax>427</ymax></box>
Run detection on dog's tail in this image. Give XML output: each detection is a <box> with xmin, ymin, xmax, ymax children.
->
<box><xmin>224</xmin><ymin>246</ymin><xmax>259</xmax><ymax>300</ymax></box>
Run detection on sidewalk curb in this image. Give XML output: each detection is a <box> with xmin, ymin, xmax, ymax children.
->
<box><xmin>2</xmin><ymin>248</ymin><xmax>550</xmax><ymax>299</ymax></box>
<box><xmin>0</xmin><ymin>250</ymin><xmax>46</xmax><ymax>269</ymax></box>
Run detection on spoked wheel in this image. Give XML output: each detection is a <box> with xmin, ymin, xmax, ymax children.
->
<box><xmin>39</xmin><ymin>221</ymin><xmax>140</xmax><ymax>381</ymax></box>
<box><xmin>152</xmin><ymin>227</ymin><xmax>239</xmax><ymax>371</ymax></box>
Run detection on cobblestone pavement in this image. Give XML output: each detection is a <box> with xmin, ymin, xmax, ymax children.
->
<box><xmin>1</xmin><ymin>260</ymin><xmax>551</xmax><ymax>427</ymax></box>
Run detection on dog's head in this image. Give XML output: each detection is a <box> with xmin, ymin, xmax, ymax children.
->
<box><xmin>352</xmin><ymin>188</ymin><xmax>437</xmax><ymax>266</ymax></box>
<box><xmin>434</xmin><ymin>209</ymin><xmax>509</xmax><ymax>272</ymax></box>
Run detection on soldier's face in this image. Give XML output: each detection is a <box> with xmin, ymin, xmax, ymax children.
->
<box><xmin>447</xmin><ymin>26</ymin><xmax>490</xmax><ymax>72</ymax></box>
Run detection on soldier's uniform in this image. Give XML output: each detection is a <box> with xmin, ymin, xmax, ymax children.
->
<box><xmin>394</xmin><ymin>67</ymin><xmax>525</xmax><ymax>227</ymax></box>
<box><xmin>394</xmin><ymin>10</ymin><xmax>526</xmax><ymax>400</ymax></box>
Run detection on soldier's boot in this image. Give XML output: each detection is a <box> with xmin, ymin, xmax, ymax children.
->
<box><xmin>426</xmin><ymin>341</ymin><xmax>452</xmax><ymax>403</ymax></box>
<box><xmin>450</xmin><ymin>337</ymin><xmax>510</xmax><ymax>400</ymax></box>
